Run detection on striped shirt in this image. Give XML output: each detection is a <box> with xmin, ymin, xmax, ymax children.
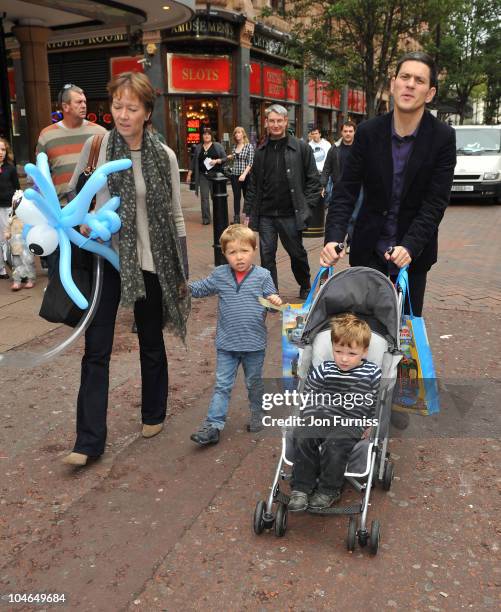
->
<box><xmin>230</xmin><ymin>143</ymin><xmax>254</xmax><ymax>176</ymax></box>
<box><xmin>189</xmin><ymin>264</ymin><xmax>277</xmax><ymax>351</ymax></box>
<box><xmin>36</xmin><ymin>120</ymin><xmax>106</xmax><ymax>202</ymax></box>
<box><xmin>303</xmin><ymin>360</ymin><xmax>381</xmax><ymax>423</ymax></box>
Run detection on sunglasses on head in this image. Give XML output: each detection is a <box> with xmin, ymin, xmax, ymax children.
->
<box><xmin>58</xmin><ymin>84</ymin><xmax>78</xmax><ymax>104</ymax></box>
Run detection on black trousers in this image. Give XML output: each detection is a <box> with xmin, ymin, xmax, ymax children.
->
<box><xmin>258</xmin><ymin>215</ymin><xmax>310</xmax><ymax>291</ymax></box>
<box><xmin>367</xmin><ymin>253</ymin><xmax>427</xmax><ymax>316</ymax></box>
<box><xmin>74</xmin><ymin>263</ymin><xmax>168</xmax><ymax>456</ymax></box>
<box><xmin>230</xmin><ymin>175</ymin><xmax>248</xmax><ymax>217</ymax></box>
<box><xmin>292</xmin><ymin>435</ymin><xmax>359</xmax><ymax>495</ymax></box>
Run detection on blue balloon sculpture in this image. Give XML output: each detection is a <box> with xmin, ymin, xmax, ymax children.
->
<box><xmin>17</xmin><ymin>152</ymin><xmax>132</xmax><ymax>310</ymax></box>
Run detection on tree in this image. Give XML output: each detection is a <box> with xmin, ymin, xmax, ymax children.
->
<box><xmin>423</xmin><ymin>0</ymin><xmax>501</xmax><ymax>123</ymax></box>
<box><xmin>483</xmin><ymin>27</ymin><xmax>501</xmax><ymax>124</ymax></box>
<box><xmin>267</xmin><ymin>0</ymin><xmax>432</xmax><ymax>118</ymax></box>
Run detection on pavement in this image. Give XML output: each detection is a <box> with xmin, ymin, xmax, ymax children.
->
<box><xmin>0</xmin><ymin>188</ymin><xmax>500</xmax><ymax>611</ymax></box>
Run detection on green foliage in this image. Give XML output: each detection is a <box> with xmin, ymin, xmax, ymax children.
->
<box><xmin>422</xmin><ymin>0</ymin><xmax>501</xmax><ymax>122</ymax></box>
<box><xmin>276</xmin><ymin>0</ymin><xmax>431</xmax><ymax>117</ymax></box>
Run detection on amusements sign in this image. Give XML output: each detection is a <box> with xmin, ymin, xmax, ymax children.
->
<box><xmin>167</xmin><ymin>54</ymin><xmax>231</xmax><ymax>94</ymax></box>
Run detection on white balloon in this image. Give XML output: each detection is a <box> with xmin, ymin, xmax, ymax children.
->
<box><xmin>26</xmin><ymin>224</ymin><xmax>59</xmax><ymax>256</ymax></box>
<box><xmin>16</xmin><ymin>197</ymin><xmax>48</xmax><ymax>226</ymax></box>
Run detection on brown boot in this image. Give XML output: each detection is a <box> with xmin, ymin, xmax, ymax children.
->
<box><xmin>62</xmin><ymin>452</ymin><xmax>88</xmax><ymax>466</ymax></box>
<box><xmin>142</xmin><ymin>423</ymin><xmax>164</xmax><ymax>438</ymax></box>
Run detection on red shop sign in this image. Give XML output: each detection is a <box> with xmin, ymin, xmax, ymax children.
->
<box><xmin>316</xmin><ymin>80</ymin><xmax>331</xmax><ymax>108</ymax></box>
<box><xmin>110</xmin><ymin>56</ymin><xmax>144</xmax><ymax>77</ymax></box>
<box><xmin>348</xmin><ymin>88</ymin><xmax>366</xmax><ymax>113</ymax></box>
<box><xmin>286</xmin><ymin>78</ymin><xmax>299</xmax><ymax>102</ymax></box>
<box><xmin>263</xmin><ymin>66</ymin><xmax>286</xmax><ymax>100</ymax></box>
<box><xmin>168</xmin><ymin>54</ymin><xmax>231</xmax><ymax>94</ymax></box>
<box><xmin>308</xmin><ymin>79</ymin><xmax>316</xmax><ymax>106</ymax></box>
<box><xmin>331</xmin><ymin>89</ymin><xmax>341</xmax><ymax>109</ymax></box>
<box><xmin>250</xmin><ymin>62</ymin><xmax>262</xmax><ymax>96</ymax></box>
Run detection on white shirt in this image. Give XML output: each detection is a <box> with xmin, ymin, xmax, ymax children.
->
<box><xmin>309</xmin><ymin>138</ymin><xmax>332</xmax><ymax>172</ymax></box>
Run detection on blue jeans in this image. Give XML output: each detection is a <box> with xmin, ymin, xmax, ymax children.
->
<box><xmin>206</xmin><ymin>349</ymin><xmax>265</xmax><ymax>430</ymax></box>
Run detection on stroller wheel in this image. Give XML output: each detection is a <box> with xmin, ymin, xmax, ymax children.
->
<box><xmin>382</xmin><ymin>461</ymin><xmax>394</xmax><ymax>491</ymax></box>
<box><xmin>347</xmin><ymin>517</ymin><xmax>357</xmax><ymax>552</ymax></box>
<box><xmin>253</xmin><ymin>500</ymin><xmax>266</xmax><ymax>535</ymax></box>
<box><xmin>274</xmin><ymin>502</ymin><xmax>288</xmax><ymax>537</ymax></box>
<box><xmin>369</xmin><ymin>520</ymin><xmax>381</xmax><ymax>555</ymax></box>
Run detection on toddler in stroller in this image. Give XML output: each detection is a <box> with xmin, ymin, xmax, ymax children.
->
<box><xmin>254</xmin><ymin>266</ymin><xmax>404</xmax><ymax>554</ymax></box>
<box><xmin>288</xmin><ymin>313</ymin><xmax>381</xmax><ymax>512</ymax></box>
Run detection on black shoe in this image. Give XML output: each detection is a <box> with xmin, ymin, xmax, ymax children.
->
<box><xmin>0</xmin><ymin>273</ymin><xmax>9</xmax><ymax>280</ymax></box>
<box><xmin>190</xmin><ymin>424</ymin><xmax>220</xmax><ymax>446</ymax></box>
<box><xmin>202</xmin><ymin>219</ymin><xmax>211</xmax><ymax>225</ymax></box>
<box><xmin>233</xmin><ymin>215</ymin><xmax>240</xmax><ymax>224</ymax></box>
<box><xmin>308</xmin><ymin>490</ymin><xmax>341</xmax><ymax>509</ymax></box>
<box><xmin>288</xmin><ymin>490</ymin><xmax>308</xmax><ymax>512</ymax></box>
<box><xmin>299</xmin><ymin>286</ymin><xmax>310</xmax><ymax>300</ymax></box>
<box><xmin>131</xmin><ymin>322</ymin><xmax>137</xmax><ymax>334</ymax></box>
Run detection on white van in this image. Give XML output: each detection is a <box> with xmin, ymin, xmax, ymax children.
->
<box><xmin>451</xmin><ymin>125</ymin><xmax>501</xmax><ymax>204</ymax></box>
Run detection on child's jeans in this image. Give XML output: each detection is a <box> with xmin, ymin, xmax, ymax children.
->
<box><xmin>292</xmin><ymin>434</ymin><xmax>359</xmax><ymax>495</ymax></box>
<box><xmin>206</xmin><ymin>349</ymin><xmax>265</xmax><ymax>430</ymax></box>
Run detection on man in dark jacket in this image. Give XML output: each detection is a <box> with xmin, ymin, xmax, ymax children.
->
<box><xmin>245</xmin><ymin>104</ymin><xmax>321</xmax><ymax>299</ymax></box>
<box><xmin>320</xmin><ymin>52</ymin><xmax>456</xmax><ymax>315</ymax></box>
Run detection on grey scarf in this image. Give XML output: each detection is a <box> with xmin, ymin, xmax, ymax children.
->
<box><xmin>107</xmin><ymin>128</ymin><xmax>190</xmax><ymax>340</ymax></box>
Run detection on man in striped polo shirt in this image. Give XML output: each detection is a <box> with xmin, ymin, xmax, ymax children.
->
<box><xmin>36</xmin><ymin>84</ymin><xmax>106</xmax><ymax>274</ymax></box>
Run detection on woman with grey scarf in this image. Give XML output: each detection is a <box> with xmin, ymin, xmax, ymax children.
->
<box><xmin>64</xmin><ymin>72</ymin><xmax>190</xmax><ymax>466</ymax></box>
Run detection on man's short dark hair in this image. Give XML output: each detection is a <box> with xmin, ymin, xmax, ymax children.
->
<box><xmin>341</xmin><ymin>120</ymin><xmax>356</xmax><ymax>130</ymax></box>
<box><xmin>395</xmin><ymin>51</ymin><xmax>438</xmax><ymax>89</ymax></box>
<box><xmin>311</xmin><ymin>127</ymin><xmax>320</xmax><ymax>133</ymax></box>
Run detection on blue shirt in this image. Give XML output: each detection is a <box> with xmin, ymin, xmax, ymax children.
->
<box><xmin>189</xmin><ymin>265</ymin><xmax>277</xmax><ymax>352</ymax></box>
<box><xmin>376</xmin><ymin>121</ymin><xmax>418</xmax><ymax>264</ymax></box>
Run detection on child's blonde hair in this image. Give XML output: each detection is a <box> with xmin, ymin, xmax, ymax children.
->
<box><xmin>330</xmin><ymin>313</ymin><xmax>371</xmax><ymax>349</ymax></box>
<box><xmin>220</xmin><ymin>224</ymin><xmax>257</xmax><ymax>252</ymax></box>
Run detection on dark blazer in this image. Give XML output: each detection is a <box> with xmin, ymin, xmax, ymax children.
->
<box><xmin>325</xmin><ymin>111</ymin><xmax>456</xmax><ymax>273</ymax></box>
<box><xmin>245</xmin><ymin>135</ymin><xmax>321</xmax><ymax>232</ymax></box>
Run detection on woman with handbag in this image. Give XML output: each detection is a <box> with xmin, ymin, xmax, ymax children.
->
<box><xmin>64</xmin><ymin>71</ymin><xmax>190</xmax><ymax>466</ymax></box>
<box><xmin>185</xmin><ymin>128</ymin><xmax>226</xmax><ymax>225</ymax></box>
<box><xmin>226</xmin><ymin>127</ymin><xmax>254</xmax><ymax>224</ymax></box>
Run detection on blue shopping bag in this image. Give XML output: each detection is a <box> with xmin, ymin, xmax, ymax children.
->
<box><xmin>393</xmin><ymin>269</ymin><xmax>440</xmax><ymax>415</ymax></box>
<box><xmin>282</xmin><ymin>267</ymin><xmax>333</xmax><ymax>379</ymax></box>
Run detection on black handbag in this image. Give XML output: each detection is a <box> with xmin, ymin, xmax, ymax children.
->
<box><xmin>39</xmin><ymin>245</ymin><xmax>93</xmax><ymax>327</ymax></box>
<box><xmin>39</xmin><ymin>134</ymin><xmax>103</xmax><ymax>326</ymax></box>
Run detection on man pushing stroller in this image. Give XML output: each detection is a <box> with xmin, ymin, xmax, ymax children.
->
<box><xmin>289</xmin><ymin>313</ymin><xmax>381</xmax><ymax>511</ymax></box>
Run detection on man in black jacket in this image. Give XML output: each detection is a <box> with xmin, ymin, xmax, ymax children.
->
<box><xmin>320</xmin><ymin>52</ymin><xmax>456</xmax><ymax>315</ymax></box>
<box><xmin>245</xmin><ymin>104</ymin><xmax>321</xmax><ymax>299</ymax></box>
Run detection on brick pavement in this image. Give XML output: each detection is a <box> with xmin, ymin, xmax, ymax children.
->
<box><xmin>0</xmin><ymin>189</ymin><xmax>500</xmax><ymax>611</ymax></box>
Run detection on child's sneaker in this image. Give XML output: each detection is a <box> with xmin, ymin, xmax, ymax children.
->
<box><xmin>11</xmin><ymin>282</ymin><xmax>21</xmax><ymax>291</ymax></box>
<box><xmin>246</xmin><ymin>411</ymin><xmax>264</xmax><ymax>433</ymax></box>
<box><xmin>24</xmin><ymin>280</ymin><xmax>35</xmax><ymax>289</ymax></box>
<box><xmin>308</xmin><ymin>490</ymin><xmax>341</xmax><ymax>509</ymax></box>
<box><xmin>190</xmin><ymin>423</ymin><xmax>220</xmax><ymax>446</ymax></box>
<box><xmin>288</xmin><ymin>490</ymin><xmax>308</xmax><ymax>512</ymax></box>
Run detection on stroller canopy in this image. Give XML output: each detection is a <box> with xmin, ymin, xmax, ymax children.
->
<box><xmin>301</xmin><ymin>267</ymin><xmax>400</xmax><ymax>347</ymax></box>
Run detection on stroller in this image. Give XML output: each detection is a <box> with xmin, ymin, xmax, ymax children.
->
<box><xmin>253</xmin><ymin>266</ymin><xmax>406</xmax><ymax>555</ymax></box>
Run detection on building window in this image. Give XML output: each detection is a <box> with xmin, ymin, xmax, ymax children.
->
<box><xmin>270</xmin><ymin>0</ymin><xmax>286</xmax><ymax>16</ymax></box>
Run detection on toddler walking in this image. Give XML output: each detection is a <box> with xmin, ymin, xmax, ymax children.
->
<box><xmin>4</xmin><ymin>190</ymin><xmax>36</xmax><ymax>291</ymax></box>
<box><xmin>189</xmin><ymin>225</ymin><xmax>282</xmax><ymax>446</ymax></box>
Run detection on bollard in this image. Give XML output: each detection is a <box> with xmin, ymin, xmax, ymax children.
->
<box><xmin>207</xmin><ymin>172</ymin><xmax>229</xmax><ymax>266</ymax></box>
<box><xmin>303</xmin><ymin>196</ymin><xmax>326</xmax><ymax>238</ymax></box>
